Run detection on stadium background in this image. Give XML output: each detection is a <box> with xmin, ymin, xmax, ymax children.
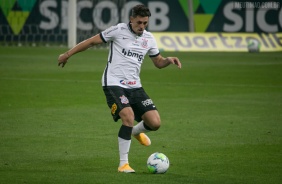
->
<box><xmin>0</xmin><ymin>0</ymin><xmax>281</xmax><ymax>51</ymax></box>
<box><xmin>0</xmin><ymin>1</ymin><xmax>282</xmax><ymax>183</ymax></box>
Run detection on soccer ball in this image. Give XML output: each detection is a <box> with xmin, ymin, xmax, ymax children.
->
<box><xmin>247</xmin><ymin>39</ymin><xmax>261</xmax><ymax>52</ymax></box>
<box><xmin>147</xmin><ymin>152</ymin><xmax>170</xmax><ymax>174</ymax></box>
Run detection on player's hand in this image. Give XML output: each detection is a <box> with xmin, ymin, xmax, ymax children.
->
<box><xmin>58</xmin><ymin>52</ymin><xmax>69</xmax><ymax>68</ymax></box>
<box><xmin>167</xmin><ymin>57</ymin><xmax>182</xmax><ymax>69</ymax></box>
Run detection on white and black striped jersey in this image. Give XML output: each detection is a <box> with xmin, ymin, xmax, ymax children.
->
<box><xmin>100</xmin><ymin>23</ymin><xmax>160</xmax><ymax>89</ymax></box>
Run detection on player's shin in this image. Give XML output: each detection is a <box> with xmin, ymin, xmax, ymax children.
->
<box><xmin>118</xmin><ymin>125</ymin><xmax>132</xmax><ymax>167</ymax></box>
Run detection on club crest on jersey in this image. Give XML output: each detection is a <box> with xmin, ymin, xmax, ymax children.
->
<box><xmin>120</xmin><ymin>95</ymin><xmax>129</xmax><ymax>104</ymax></box>
<box><xmin>141</xmin><ymin>38</ymin><xmax>148</xmax><ymax>48</ymax></box>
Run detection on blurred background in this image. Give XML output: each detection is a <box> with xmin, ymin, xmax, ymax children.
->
<box><xmin>0</xmin><ymin>0</ymin><xmax>281</xmax><ymax>50</ymax></box>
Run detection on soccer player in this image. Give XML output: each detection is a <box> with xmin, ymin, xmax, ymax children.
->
<box><xmin>58</xmin><ymin>4</ymin><xmax>181</xmax><ymax>173</ymax></box>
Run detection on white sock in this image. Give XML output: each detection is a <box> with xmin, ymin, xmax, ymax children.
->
<box><xmin>132</xmin><ymin>121</ymin><xmax>151</xmax><ymax>136</ymax></box>
<box><xmin>118</xmin><ymin>137</ymin><xmax>131</xmax><ymax>167</ymax></box>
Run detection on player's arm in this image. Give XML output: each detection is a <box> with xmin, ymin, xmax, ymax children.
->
<box><xmin>58</xmin><ymin>34</ymin><xmax>103</xmax><ymax>67</ymax></box>
<box><xmin>150</xmin><ymin>54</ymin><xmax>182</xmax><ymax>69</ymax></box>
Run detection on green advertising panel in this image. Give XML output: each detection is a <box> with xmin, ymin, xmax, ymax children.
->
<box><xmin>179</xmin><ymin>0</ymin><xmax>282</xmax><ymax>32</ymax></box>
<box><xmin>179</xmin><ymin>0</ymin><xmax>222</xmax><ymax>32</ymax></box>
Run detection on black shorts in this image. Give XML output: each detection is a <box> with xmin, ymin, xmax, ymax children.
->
<box><xmin>103</xmin><ymin>86</ymin><xmax>157</xmax><ymax>122</ymax></box>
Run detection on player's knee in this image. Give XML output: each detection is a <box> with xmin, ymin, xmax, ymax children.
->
<box><xmin>119</xmin><ymin>107</ymin><xmax>135</xmax><ymax>127</ymax></box>
<box><xmin>151</xmin><ymin>124</ymin><xmax>160</xmax><ymax>131</ymax></box>
<box><xmin>149</xmin><ymin>118</ymin><xmax>161</xmax><ymax>131</ymax></box>
<box><xmin>142</xmin><ymin>110</ymin><xmax>161</xmax><ymax>131</ymax></box>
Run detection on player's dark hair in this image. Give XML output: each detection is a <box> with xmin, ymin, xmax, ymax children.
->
<box><xmin>131</xmin><ymin>4</ymin><xmax>151</xmax><ymax>17</ymax></box>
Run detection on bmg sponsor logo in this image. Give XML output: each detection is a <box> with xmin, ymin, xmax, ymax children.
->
<box><xmin>122</xmin><ymin>49</ymin><xmax>144</xmax><ymax>61</ymax></box>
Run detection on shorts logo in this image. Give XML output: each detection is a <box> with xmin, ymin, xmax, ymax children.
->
<box><xmin>142</xmin><ymin>99</ymin><xmax>153</xmax><ymax>107</ymax></box>
<box><xmin>111</xmin><ymin>103</ymin><xmax>117</xmax><ymax>115</ymax></box>
<box><xmin>120</xmin><ymin>95</ymin><xmax>129</xmax><ymax>104</ymax></box>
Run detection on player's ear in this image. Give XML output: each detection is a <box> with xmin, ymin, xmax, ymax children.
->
<box><xmin>129</xmin><ymin>16</ymin><xmax>134</xmax><ymax>23</ymax></box>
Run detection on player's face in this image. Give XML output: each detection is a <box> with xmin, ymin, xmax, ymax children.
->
<box><xmin>130</xmin><ymin>16</ymin><xmax>149</xmax><ymax>35</ymax></box>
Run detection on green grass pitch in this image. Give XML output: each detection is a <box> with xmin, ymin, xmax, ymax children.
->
<box><xmin>0</xmin><ymin>47</ymin><xmax>281</xmax><ymax>183</ymax></box>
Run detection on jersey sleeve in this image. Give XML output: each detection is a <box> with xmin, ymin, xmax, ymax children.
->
<box><xmin>100</xmin><ymin>24</ymin><xmax>120</xmax><ymax>43</ymax></box>
<box><xmin>148</xmin><ymin>35</ymin><xmax>160</xmax><ymax>57</ymax></box>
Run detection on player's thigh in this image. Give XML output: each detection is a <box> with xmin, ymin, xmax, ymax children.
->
<box><xmin>103</xmin><ymin>86</ymin><xmax>131</xmax><ymax>122</ymax></box>
<box><xmin>142</xmin><ymin>110</ymin><xmax>161</xmax><ymax>130</ymax></box>
<box><xmin>119</xmin><ymin>107</ymin><xmax>135</xmax><ymax>127</ymax></box>
<box><xmin>131</xmin><ymin>87</ymin><xmax>157</xmax><ymax>122</ymax></box>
